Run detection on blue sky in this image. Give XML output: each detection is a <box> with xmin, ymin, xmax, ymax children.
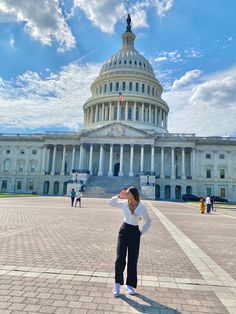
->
<box><xmin>0</xmin><ymin>0</ymin><xmax>236</xmax><ymax>136</ymax></box>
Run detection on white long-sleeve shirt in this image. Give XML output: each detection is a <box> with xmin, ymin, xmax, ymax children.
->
<box><xmin>108</xmin><ymin>196</ymin><xmax>151</xmax><ymax>234</ymax></box>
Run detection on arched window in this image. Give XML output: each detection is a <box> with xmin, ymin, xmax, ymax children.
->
<box><xmin>104</xmin><ymin>84</ymin><xmax>107</xmax><ymax>93</ymax></box>
<box><xmin>121</xmin><ymin>107</ymin><xmax>125</xmax><ymax>120</ymax></box>
<box><xmin>136</xmin><ymin>82</ymin><xmax>139</xmax><ymax>92</ymax></box>
<box><xmin>147</xmin><ymin>85</ymin><xmax>150</xmax><ymax>94</ymax></box>
<box><xmin>122</xmin><ymin>81</ymin><xmax>126</xmax><ymax>91</ymax></box>
<box><xmin>116</xmin><ymin>82</ymin><xmax>119</xmax><ymax>91</ymax></box>
<box><xmin>129</xmin><ymin>82</ymin><xmax>132</xmax><ymax>91</ymax></box>
<box><xmin>128</xmin><ymin>107</ymin><xmax>132</xmax><ymax>120</ymax></box>
<box><xmin>165</xmin><ymin>185</ymin><xmax>171</xmax><ymax>199</ymax></box>
<box><xmin>152</xmin><ymin>87</ymin><xmax>154</xmax><ymax>95</ymax></box>
<box><xmin>142</xmin><ymin>84</ymin><xmax>145</xmax><ymax>93</ymax></box>
<box><xmin>109</xmin><ymin>82</ymin><xmax>113</xmax><ymax>92</ymax></box>
<box><xmin>3</xmin><ymin>159</ymin><xmax>10</xmax><ymax>172</ymax></box>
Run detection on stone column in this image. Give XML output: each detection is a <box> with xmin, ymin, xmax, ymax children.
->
<box><xmin>98</xmin><ymin>144</ymin><xmax>104</xmax><ymax>176</ymax></box>
<box><xmin>95</xmin><ymin>105</ymin><xmax>98</xmax><ymax>122</ymax></box>
<box><xmin>129</xmin><ymin>144</ymin><xmax>134</xmax><ymax>177</ymax></box>
<box><xmin>125</xmin><ymin>101</ymin><xmax>128</xmax><ymax>120</ymax></box>
<box><xmin>171</xmin><ymin>147</ymin><xmax>175</xmax><ymax>179</ymax></box>
<box><xmin>102</xmin><ymin>103</ymin><xmax>105</xmax><ymax>121</ymax></box>
<box><xmin>140</xmin><ymin>145</ymin><xmax>144</xmax><ymax>172</ymax></box>
<box><xmin>108</xmin><ymin>144</ymin><xmax>114</xmax><ymax>176</ymax></box>
<box><xmin>155</xmin><ymin>106</ymin><xmax>157</xmax><ymax>125</ymax></box>
<box><xmin>117</xmin><ymin>101</ymin><xmax>120</xmax><ymax>120</ymax></box>
<box><xmin>89</xmin><ymin>144</ymin><xmax>93</xmax><ymax>175</ymax></box>
<box><xmin>149</xmin><ymin>105</ymin><xmax>152</xmax><ymax>123</ymax></box>
<box><xmin>160</xmin><ymin>147</ymin><xmax>165</xmax><ymax>178</ymax></box>
<box><xmin>158</xmin><ymin>109</ymin><xmax>162</xmax><ymax>126</ymax></box>
<box><xmin>60</xmin><ymin>145</ymin><xmax>66</xmax><ymax>175</ymax></box>
<box><xmin>119</xmin><ymin>144</ymin><xmax>124</xmax><ymax>176</ymax></box>
<box><xmin>41</xmin><ymin>146</ymin><xmax>47</xmax><ymax>173</ymax></box>
<box><xmin>141</xmin><ymin>103</ymin><xmax>144</xmax><ymax>123</ymax></box>
<box><xmin>151</xmin><ymin>145</ymin><xmax>155</xmax><ymax>173</ymax></box>
<box><xmin>109</xmin><ymin>102</ymin><xmax>112</xmax><ymax>121</ymax></box>
<box><xmin>71</xmin><ymin>146</ymin><xmax>75</xmax><ymax>171</ymax></box>
<box><xmin>191</xmin><ymin>148</ymin><xmax>195</xmax><ymax>179</ymax></box>
<box><xmin>51</xmin><ymin>145</ymin><xmax>57</xmax><ymax>175</ymax></box>
<box><xmin>182</xmin><ymin>147</ymin><xmax>186</xmax><ymax>179</ymax></box>
<box><xmin>79</xmin><ymin>144</ymin><xmax>83</xmax><ymax>170</ymax></box>
<box><xmin>133</xmin><ymin>102</ymin><xmax>136</xmax><ymax>121</ymax></box>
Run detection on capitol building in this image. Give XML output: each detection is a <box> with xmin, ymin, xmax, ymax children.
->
<box><xmin>1</xmin><ymin>17</ymin><xmax>236</xmax><ymax>201</ymax></box>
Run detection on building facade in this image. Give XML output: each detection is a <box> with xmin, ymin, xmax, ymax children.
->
<box><xmin>1</xmin><ymin>18</ymin><xmax>236</xmax><ymax>200</ymax></box>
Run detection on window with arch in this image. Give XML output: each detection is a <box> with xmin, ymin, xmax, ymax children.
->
<box><xmin>129</xmin><ymin>60</ymin><xmax>132</xmax><ymax>65</ymax></box>
<box><xmin>3</xmin><ymin>159</ymin><xmax>10</xmax><ymax>172</ymax></box>
<box><xmin>109</xmin><ymin>82</ymin><xmax>113</xmax><ymax>92</ymax></box>
<box><xmin>99</xmin><ymin>85</ymin><xmax>102</xmax><ymax>93</ymax></box>
<box><xmin>122</xmin><ymin>81</ymin><xmax>126</xmax><ymax>91</ymax></box>
<box><xmin>124</xmin><ymin>60</ymin><xmax>127</xmax><ymax>64</ymax></box>
<box><xmin>121</xmin><ymin>107</ymin><xmax>125</xmax><ymax>120</ymax></box>
<box><xmin>116</xmin><ymin>82</ymin><xmax>119</xmax><ymax>91</ymax></box>
<box><xmin>113</xmin><ymin>107</ymin><xmax>117</xmax><ymax>120</ymax></box>
<box><xmin>152</xmin><ymin>87</ymin><xmax>154</xmax><ymax>96</ymax></box>
<box><xmin>142</xmin><ymin>83</ymin><xmax>145</xmax><ymax>93</ymax></box>
<box><xmin>147</xmin><ymin>85</ymin><xmax>150</xmax><ymax>94</ymax></box>
<box><xmin>129</xmin><ymin>82</ymin><xmax>132</xmax><ymax>91</ymax></box>
<box><xmin>104</xmin><ymin>84</ymin><xmax>107</xmax><ymax>93</ymax></box>
<box><xmin>136</xmin><ymin>82</ymin><xmax>139</xmax><ymax>92</ymax></box>
<box><xmin>136</xmin><ymin>107</ymin><xmax>139</xmax><ymax>121</ymax></box>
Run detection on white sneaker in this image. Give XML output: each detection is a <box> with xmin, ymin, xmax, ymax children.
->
<box><xmin>113</xmin><ymin>283</ymin><xmax>120</xmax><ymax>297</ymax></box>
<box><xmin>126</xmin><ymin>285</ymin><xmax>135</xmax><ymax>295</ymax></box>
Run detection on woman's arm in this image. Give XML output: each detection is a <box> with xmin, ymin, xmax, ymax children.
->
<box><xmin>140</xmin><ymin>205</ymin><xmax>151</xmax><ymax>234</ymax></box>
<box><xmin>108</xmin><ymin>189</ymin><xmax>127</xmax><ymax>209</ymax></box>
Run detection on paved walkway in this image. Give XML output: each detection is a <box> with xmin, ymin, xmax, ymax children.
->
<box><xmin>0</xmin><ymin>196</ymin><xmax>235</xmax><ymax>314</ymax></box>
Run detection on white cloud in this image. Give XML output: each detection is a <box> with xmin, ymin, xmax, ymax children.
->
<box><xmin>163</xmin><ymin>66</ymin><xmax>236</xmax><ymax>136</ymax></box>
<box><xmin>0</xmin><ymin>0</ymin><xmax>76</xmax><ymax>52</ymax></box>
<box><xmin>172</xmin><ymin>69</ymin><xmax>202</xmax><ymax>90</ymax></box>
<box><xmin>155</xmin><ymin>50</ymin><xmax>182</xmax><ymax>63</ymax></box>
<box><xmin>73</xmin><ymin>0</ymin><xmax>174</xmax><ymax>33</ymax></box>
<box><xmin>0</xmin><ymin>63</ymin><xmax>101</xmax><ymax>131</ymax></box>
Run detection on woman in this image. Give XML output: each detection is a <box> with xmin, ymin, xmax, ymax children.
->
<box><xmin>200</xmin><ymin>197</ymin><xmax>205</xmax><ymax>214</ymax></box>
<box><xmin>108</xmin><ymin>187</ymin><xmax>151</xmax><ymax>297</ymax></box>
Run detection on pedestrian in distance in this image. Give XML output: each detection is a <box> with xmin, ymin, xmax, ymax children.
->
<box><xmin>210</xmin><ymin>195</ymin><xmax>215</xmax><ymax>212</ymax></box>
<box><xmin>108</xmin><ymin>187</ymin><xmax>151</xmax><ymax>297</ymax></box>
<box><xmin>199</xmin><ymin>197</ymin><xmax>205</xmax><ymax>214</ymax></box>
<box><xmin>70</xmin><ymin>188</ymin><xmax>76</xmax><ymax>207</ymax></box>
<box><xmin>75</xmin><ymin>190</ymin><xmax>83</xmax><ymax>207</ymax></box>
<box><xmin>205</xmin><ymin>195</ymin><xmax>211</xmax><ymax>213</ymax></box>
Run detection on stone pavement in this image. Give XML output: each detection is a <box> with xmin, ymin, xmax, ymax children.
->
<box><xmin>0</xmin><ymin>196</ymin><xmax>235</xmax><ymax>314</ymax></box>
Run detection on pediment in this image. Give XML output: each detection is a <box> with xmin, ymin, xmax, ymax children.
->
<box><xmin>81</xmin><ymin>122</ymin><xmax>151</xmax><ymax>139</ymax></box>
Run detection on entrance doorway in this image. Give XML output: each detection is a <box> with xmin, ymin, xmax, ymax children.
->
<box><xmin>114</xmin><ymin>163</ymin><xmax>120</xmax><ymax>176</ymax></box>
<box><xmin>155</xmin><ymin>184</ymin><xmax>160</xmax><ymax>199</ymax></box>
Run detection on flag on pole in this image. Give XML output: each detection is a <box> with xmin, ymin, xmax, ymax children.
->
<box><xmin>118</xmin><ymin>91</ymin><xmax>124</xmax><ymax>102</ymax></box>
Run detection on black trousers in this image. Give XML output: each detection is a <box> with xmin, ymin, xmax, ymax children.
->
<box><xmin>115</xmin><ymin>222</ymin><xmax>141</xmax><ymax>288</ymax></box>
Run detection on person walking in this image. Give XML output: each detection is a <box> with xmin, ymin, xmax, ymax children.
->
<box><xmin>75</xmin><ymin>190</ymin><xmax>82</xmax><ymax>207</ymax></box>
<box><xmin>205</xmin><ymin>195</ymin><xmax>211</xmax><ymax>213</ymax></box>
<box><xmin>199</xmin><ymin>197</ymin><xmax>205</xmax><ymax>214</ymax></box>
<box><xmin>70</xmin><ymin>188</ymin><xmax>76</xmax><ymax>207</ymax></box>
<box><xmin>210</xmin><ymin>195</ymin><xmax>214</xmax><ymax>212</ymax></box>
<box><xmin>108</xmin><ymin>187</ymin><xmax>151</xmax><ymax>297</ymax></box>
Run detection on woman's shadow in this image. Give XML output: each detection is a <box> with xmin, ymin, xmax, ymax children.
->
<box><xmin>120</xmin><ymin>292</ymin><xmax>182</xmax><ymax>313</ymax></box>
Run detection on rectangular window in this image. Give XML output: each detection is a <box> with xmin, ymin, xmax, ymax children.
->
<box><xmin>220</xmin><ymin>169</ymin><xmax>225</xmax><ymax>179</ymax></box>
<box><xmin>32</xmin><ymin>149</ymin><xmax>37</xmax><ymax>155</ymax></box>
<box><xmin>2</xmin><ymin>180</ymin><xmax>7</xmax><ymax>189</ymax></box>
<box><xmin>18</xmin><ymin>163</ymin><xmax>24</xmax><ymax>172</ymax></box>
<box><xmin>219</xmin><ymin>154</ymin><xmax>225</xmax><ymax>159</ymax></box>
<box><xmin>220</xmin><ymin>187</ymin><xmax>225</xmax><ymax>197</ymax></box>
<box><xmin>28</xmin><ymin>180</ymin><xmax>34</xmax><ymax>190</ymax></box>
<box><xmin>17</xmin><ymin>181</ymin><xmax>22</xmax><ymax>190</ymax></box>
<box><xmin>206</xmin><ymin>187</ymin><xmax>212</xmax><ymax>195</ymax></box>
<box><xmin>128</xmin><ymin>108</ymin><xmax>132</xmax><ymax>120</ymax></box>
<box><xmin>206</xmin><ymin>169</ymin><xmax>211</xmax><ymax>178</ymax></box>
<box><xmin>147</xmin><ymin>85</ymin><xmax>150</xmax><ymax>94</ymax></box>
<box><xmin>136</xmin><ymin>82</ymin><xmax>139</xmax><ymax>92</ymax></box>
<box><xmin>99</xmin><ymin>85</ymin><xmax>102</xmax><ymax>93</ymax></box>
<box><xmin>206</xmin><ymin>153</ymin><xmax>211</xmax><ymax>159</ymax></box>
<box><xmin>30</xmin><ymin>163</ymin><xmax>36</xmax><ymax>173</ymax></box>
<box><xmin>3</xmin><ymin>159</ymin><xmax>10</xmax><ymax>172</ymax></box>
<box><xmin>104</xmin><ymin>84</ymin><xmax>107</xmax><ymax>93</ymax></box>
<box><xmin>152</xmin><ymin>87</ymin><xmax>154</xmax><ymax>95</ymax></box>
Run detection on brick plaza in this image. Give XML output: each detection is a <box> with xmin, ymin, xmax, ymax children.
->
<box><xmin>0</xmin><ymin>196</ymin><xmax>236</xmax><ymax>314</ymax></box>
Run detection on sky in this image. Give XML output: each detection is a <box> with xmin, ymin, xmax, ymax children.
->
<box><xmin>0</xmin><ymin>0</ymin><xmax>236</xmax><ymax>137</ymax></box>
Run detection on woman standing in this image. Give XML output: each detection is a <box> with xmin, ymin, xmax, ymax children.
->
<box><xmin>200</xmin><ymin>197</ymin><xmax>205</xmax><ymax>214</ymax></box>
<box><xmin>108</xmin><ymin>187</ymin><xmax>151</xmax><ymax>297</ymax></box>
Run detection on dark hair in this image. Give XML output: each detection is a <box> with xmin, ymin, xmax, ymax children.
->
<box><xmin>128</xmin><ymin>187</ymin><xmax>140</xmax><ymax>202</ymax></box>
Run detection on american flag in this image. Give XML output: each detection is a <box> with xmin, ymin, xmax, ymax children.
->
<box><xmin>118</xmin><ymin>91</ymin><xmax>124</xmax><ymax>102</ymax></box>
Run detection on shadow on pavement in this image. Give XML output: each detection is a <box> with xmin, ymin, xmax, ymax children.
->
<box><xmin>120</xmin><ymin>292</ymin><xmax>182</xmax><ymax>313</ymax></box>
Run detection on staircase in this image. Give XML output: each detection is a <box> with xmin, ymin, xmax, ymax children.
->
<box><xmin>83</xmin><ymin>176</ymin><xmax>140</xmax><ymax>198</ymax></box>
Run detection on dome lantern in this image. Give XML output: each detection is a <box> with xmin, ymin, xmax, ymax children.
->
<box><xmin>122</xmin><ymin>14</ymin><xmax>135</xmax><ymax>50</ymax></box>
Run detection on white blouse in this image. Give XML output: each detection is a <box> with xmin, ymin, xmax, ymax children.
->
<box><xmin>108</xmin><ymin>196</ymin><xmax>151</xmax><ymax>234</ymax></box>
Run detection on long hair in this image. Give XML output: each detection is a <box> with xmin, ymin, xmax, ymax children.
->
<box><xmin>128</xmin><ymin>187</ymin><xmax>140</xmax><ymax>202</ymax></box>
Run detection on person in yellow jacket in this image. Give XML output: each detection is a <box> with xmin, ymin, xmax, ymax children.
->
<box><xmin>200</xmin><ymin>197</ymin><xmax>205</xmax><ymax>214</ymax></box>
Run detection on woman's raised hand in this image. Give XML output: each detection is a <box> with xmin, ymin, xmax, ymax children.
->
<box><xmin>119</xmin><ymin>189</ymin><xmax>127</xmax><ymax>199</ymax></box>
